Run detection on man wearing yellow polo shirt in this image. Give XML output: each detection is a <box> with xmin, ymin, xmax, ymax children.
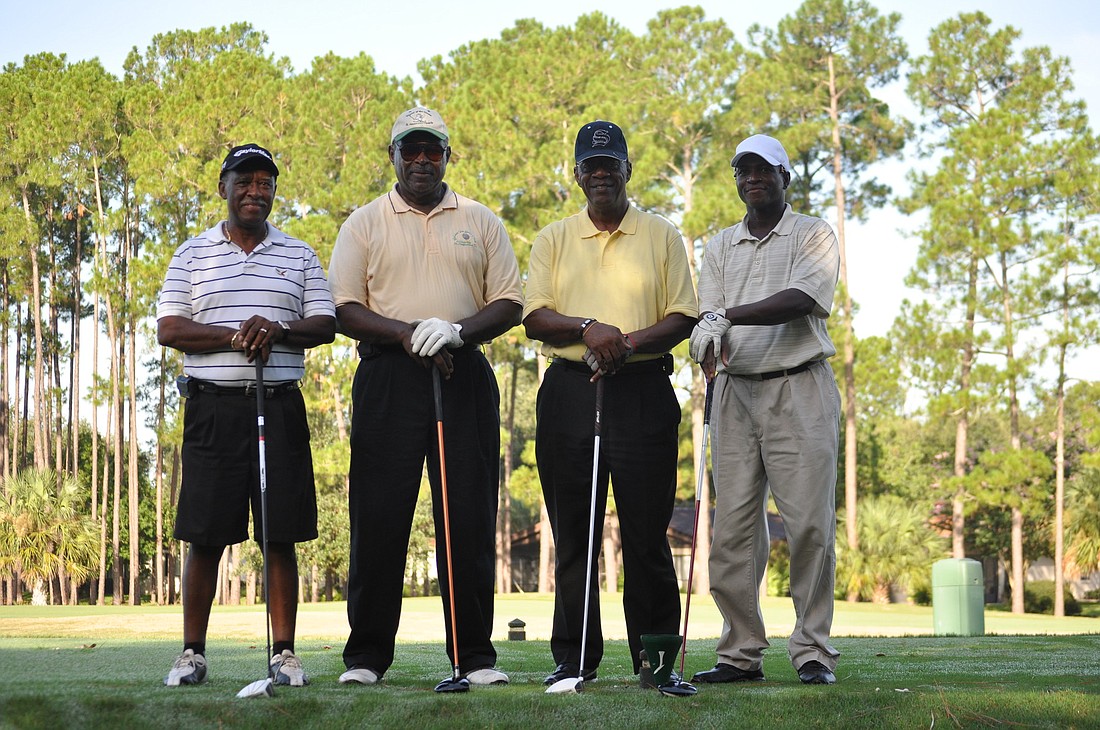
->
<box><xmin>329</xmin><ymin>107</ymin><xmax>523</xmax><ymax>687</ymax></box>
<box><xmin>523</xmin><ymin>120</ymin><xmax>698</xmax><ymax>685</ymax></box>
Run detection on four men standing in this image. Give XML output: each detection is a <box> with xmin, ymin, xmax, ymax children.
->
<box><xmin>158</xmin><ymin>124</ymin><xmax>840</xmax><ymax>689</ymax></box>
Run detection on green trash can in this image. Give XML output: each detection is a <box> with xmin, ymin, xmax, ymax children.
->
<box><xmin>931</xmin><ymin>558</ymin><xmax>985</xmax><ymax>636</ymax></box>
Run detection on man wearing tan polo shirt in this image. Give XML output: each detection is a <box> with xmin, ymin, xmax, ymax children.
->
<box><xmin>524</xmin><ymin>120</ymin><xmax>698</xmax><ymax>685</ymax></box>
<box><xmin>328</xmin><ymin>107</ymin><xmax>523</xmax><ymax>687</ymax></box>
<box><xmin>689</xmin><ymin>134</ymin><xmax>841</xmax><ymax>686</ymax></box>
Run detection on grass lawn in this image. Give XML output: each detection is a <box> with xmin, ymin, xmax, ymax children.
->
<box><xmin>1</xmin><ymin>594</ymin><xmax>1098</xmax><ymax>729</ymax></box>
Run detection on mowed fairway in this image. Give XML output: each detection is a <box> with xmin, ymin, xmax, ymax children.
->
<box><xmin>1</xmin><ymin>594</ymin><xmax>1098</xmax><ymax>729</ymax></box>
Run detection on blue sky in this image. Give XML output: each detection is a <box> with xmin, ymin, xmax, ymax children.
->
<box><xmin>4</xmin><ymin>0</ymin><xmax>1099</xmax><ymax>370</ymax></box>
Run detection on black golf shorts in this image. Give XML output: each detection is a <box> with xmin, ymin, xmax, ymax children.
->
<box><xmin>174</xmin><ymin>386</ymin><xmax>318</xmax><ymax>546</ymax></box>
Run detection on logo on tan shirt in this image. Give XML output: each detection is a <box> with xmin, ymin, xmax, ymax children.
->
<box><xmin>453</xmin><ymin>231</ymin><xmax>478</xmax><ymax>247</ymax></box>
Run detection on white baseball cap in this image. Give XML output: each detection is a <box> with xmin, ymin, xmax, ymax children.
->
<box><xmin>391</xmin><ymin>107</ymin><xmax>449</xmax><ymax>143</ymax></box>
<box><xmin>731</xmin><ymin>134</ymin><xmax>791</xmax><ymax>171</ymax></box>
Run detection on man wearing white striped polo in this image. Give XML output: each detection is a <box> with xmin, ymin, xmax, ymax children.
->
<box><xmin>157</xmin><ymin>143</ymin><xmax>336</xmax><ymax>688</ymax></box>
<box><xmin>689</xmin><ymin>134</ymin><xmax>842</xmax><ymax>686</ymax></box>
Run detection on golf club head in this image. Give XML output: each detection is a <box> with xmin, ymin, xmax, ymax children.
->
<box><xmin>545</xmin><ymin>676</ymin><xmax>585</xmax><ymax>694</ymax></box>
<box><xmin>657</xmin><ymin>679</ymin><xmax>698</xmax><ymax>697</ymax></box>
<box><xmin>236</xmin><ymin>677</ymin><xmax>274</xmax><ymax>699</ymax></box>
<box><xmin>434</xmin><ymin>676</ymin><xmax>470</xmax><ymax>693</ymax></box>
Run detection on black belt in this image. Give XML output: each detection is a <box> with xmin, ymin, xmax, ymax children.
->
<box><xmin>732</xmin><ymin>361</ymin><xmax>817</xmax><ymax>381</ymax></box>
<box><xmin>552</xmin><ymin>353</ymin><xmax>674</xmax><ymax>376</ymax></box>
<box><xmin>193</xmin><ymin>379</ymin><xmax>300</xmax><ymax>398</ymax></box>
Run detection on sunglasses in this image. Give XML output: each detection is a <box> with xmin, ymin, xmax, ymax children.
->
<box><xmin>396</xmin><ymin>142</ymin><xmax>447</xmax><ymax>162</ymax></box>
<box><xmin>577</xmin><ymin>157</ymin><xmax>625</xmax><ymax>175</ymax></box>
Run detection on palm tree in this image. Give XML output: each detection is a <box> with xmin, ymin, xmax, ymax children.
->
<box><xmin>1065</xmin><ymin>470</ymin><xmax>1100</xmax><ymax>581</ymax></box>
<box><xmin>0</xmin><ymin>468</ymin><xmax>98</xmax><ymax>605</ymax></box>
<box><xmin>837</xmin><ymin>494</ymin><xmax>949</xmax><ymax>603</ymax></box>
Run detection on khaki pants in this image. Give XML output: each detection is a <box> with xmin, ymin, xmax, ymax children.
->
<box><xmin>708</xmin><ymin>361</ymin><xmax>841</xmax><ymax>671</ymax></box>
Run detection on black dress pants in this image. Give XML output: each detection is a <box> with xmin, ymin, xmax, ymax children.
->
<box><xmin>343</xmin><ymin>348</ymin><xmax>500</xmax><ymax>675</ymax></box>
<box><xmin>536</xmin><ymin>360</ymin><xmax>682</xmax><ymax>672</ymax></box>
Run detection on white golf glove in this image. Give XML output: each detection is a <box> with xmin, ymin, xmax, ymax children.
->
<box><xmin>411</xmin><ymin>318</ymin><xmax>464</xmax><ymax>357</ymax></box>
<box><xmin>689</xmin><ymin>312</ymin><xmax>731</xmax><ymax>363</ymax></box>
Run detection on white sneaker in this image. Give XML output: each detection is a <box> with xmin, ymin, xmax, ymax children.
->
<box><xmin>165</xmin><ymin>649</ymin><xmax>207</xmax><ymax>686</ymax></box>
<box><xmin>339</xmin><ymin>667</ymin><xmax>380</xmax><ymax>685</ymax></box>
<box><xmin>270</xmin><ymin>649</ymin><xmax>309</xmax><ymax>686</ymax></box>
<box><xmin>464</xmin><ymin>667</ymin><xmax>509</xmax><ymax>685</ymax></box>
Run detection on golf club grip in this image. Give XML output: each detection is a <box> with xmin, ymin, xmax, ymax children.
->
<box><xmin>703</xmin><ymin>377</ymin><xmax>713</xmax><ymax>424</ymax></box>
<box><xmin>593</xmin><ymin>378</ymin><xmax>603</xmax><ymax>438</ymax></box>
<box><xmin>255</xmin><ymin>358</ymin><xmax>265</xmax><ymax>417</ymax></box>
<box><xmin>432</xmin><ymin>367</ymin><xmax>443</xmax><ymax>422</ymax></box>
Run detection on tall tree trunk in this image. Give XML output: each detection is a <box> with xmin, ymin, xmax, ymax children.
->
<box><xmin>69</xmin><ymin>209</ymin><xmax>82</xmax><ymax>477</ymax></box>
<box><xmin>112</xmin><ymin>334</ymin><xmax>123</xmax><ymax>605</ymax></box>
<box><xmin>952</xmin><ymin>253</ymin><xmax>979</xmax><ymax>558</ymax></box>
<box><xmin>1</xmin><ymin>266</ymin><xmax>9</xmax><ymax>481</ymax></box>
<box><xmin>20</xmin><ymin>186</ymin><xmax>46</xmax><ymax>470</ymax></box>
<box><xmin>827</xmin><ymin>55</ymin><xmax>860</xmax><ymax>597</ymax></box>
<box><xmin>999</xmin><ymin>252</ymin><xmax>1025</xmax><ymax>616</ymax></box>
<box><xmin>1054</xmin><ymin>256</ymin><xmax>1069</xmax><ymax>617</ymax></box>
<box><xmin>47</xmin><ymin>211</ymin><xmax>61</xmax><ymax>476</ymax></box>
<box><xmin>126</xmin><ymin>223</ymin><xmax>140</xmax><ymax>606</ymax></box>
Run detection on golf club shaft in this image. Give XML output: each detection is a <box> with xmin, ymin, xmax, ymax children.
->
<box><xmin>578</xmin><ymin>379</ymin><xmax>604</xmax><ymax>680</ymax></box>
<box><xmin>433</xmin><ymin>367</ymin><xmax>462</xmax><ymax>680</ymax></box>
<box><xmin>681</xmin><ymin>377</ymin><xmax>713</xmax><ymax>676</ymax></box>
<box><xmin>255</xmin><ymin>358</ymin><xmax>274</xmax><ymax>685</ymax></box>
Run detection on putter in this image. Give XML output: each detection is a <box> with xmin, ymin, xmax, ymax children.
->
<box><xmin>237</xmin><ymin>357</ymin><xmax>276</xmax><ymax>699</ymax></box>
<box><xmin>432</xmin><ymin>367</ymin><xmax>470</xmax><ymax>694</ymax></box>
<box><xmin>546</xmin><ymin>379</ymin><xmax>604</xmax><ymax>695</ymax></box>
<box><xmin>658</xmin><ymin>378</ymin><xmax>714</xmax><ymax>699</ymax></box>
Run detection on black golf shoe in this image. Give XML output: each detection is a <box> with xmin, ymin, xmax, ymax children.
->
<box><xmin>690</xmin><ymin>663</ymin><xmax>764</xmax><ymax>683</ymax></box>
<box><xmin>543</xmin><ymin>663</ymin><xmax>597</xmax><ymax>685</ymax></box>
<box><xmin>797</xmin><ymin>660</ymin><xmax>836</xmax><ymax>685</ymax></box>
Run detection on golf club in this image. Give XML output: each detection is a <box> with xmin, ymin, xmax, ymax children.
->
<box><xmin>237</xmin><ymin>357</ymin><xmax>276</xmax><ymax>699</ymax></box>
<box><xmin>658</xmin><ymin>377</ymin><xmax>714</xmax><ymax>698</ymax></box>
<box><xmin>546</xmin><ymin>378</ymin><xmax>604</xmax><ymax>695</ymax></box>
<box><xmin>432</xmin><ymin>367</ymin><xmax>470</xmax><ymax>694</ymax></box>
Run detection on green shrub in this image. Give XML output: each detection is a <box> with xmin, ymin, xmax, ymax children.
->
<box><xmin>1020</xmin><ymin>580</ymin><xmax>1081</xmax><ymax>616</ymax></box>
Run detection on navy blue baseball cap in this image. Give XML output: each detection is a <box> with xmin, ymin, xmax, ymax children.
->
<box><xmin>575</xmin><ymin>121</ymin><xmax>629</xmax><ymax>163</ymax></box>
<box><xmin>221</xmin><ymin>143</ymin><xmax>279</xmax><ymax>177</ymax></box>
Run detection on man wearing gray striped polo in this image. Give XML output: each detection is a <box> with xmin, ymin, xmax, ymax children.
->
<box><xmin>157</xmin><ymin>143</ymin><xmax>336</xmax><ymax>688</ymax></box>
<box><xmin>689</xmin><ymin>134</ymin><xmax>842</xmax><ymax>686</ymax></box>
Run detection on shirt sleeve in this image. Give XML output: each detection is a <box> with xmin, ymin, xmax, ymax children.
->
<box><xmin>480</xmin><ymin>212</ymin><xmax>524</xmax><ymax>307</ymax></box>
<box><xmin>301</xmin><ymin>246</ymin><xmax>337</xmax><ymax>319</ymax></box>
<box><xmin>328</xmin><ymin>210</ymin><xmax>371</xmax><ymax>308</ymax></box>
<box><xmin>662</xmin><ymin>228</ymin><xmax>699</xmax><ymax>319</ymax></box>
<box><xmin>696</xmin><ymin>232</ymin><xmax>727</xmax><ymax>316</ymax></box>
<box><xmin>789</xmin><ymin>219</ymin><xmax>839</xmax><ymax>318</ymax></box>
<box><xmin>156</xmin><ymin>244</ymin><xmax>193</xmax><ymax>320</ymax></box>
<box><xmin>522</xmin><ymin>225</ymin><xmax>557</xmax><ymax>320</ymax></box>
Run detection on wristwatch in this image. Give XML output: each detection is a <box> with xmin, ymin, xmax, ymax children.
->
<box><xmin>579</xmin><ymin>318</ymin><xmax>597</xmax><ymax>338</ymax></box>
<box><xmin>277</xmin><ymin>320</ymin><xmax>291</xmax><ymax>341</ymax></box>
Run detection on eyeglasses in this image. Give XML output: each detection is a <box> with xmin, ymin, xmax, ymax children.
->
<box><xmin>733</xmin><ymin>163</ymin><xmax>783</xmax><ymax>178</ymax></box>
<box><xmin>396</xmin><ymin>142</ymin><xmax>447</xmax><ymax>162</ymax></box>
<box><xmin>578</xmin><ymin>157</ymin><xmax>627</xmax><ymax>175</ymax></box>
